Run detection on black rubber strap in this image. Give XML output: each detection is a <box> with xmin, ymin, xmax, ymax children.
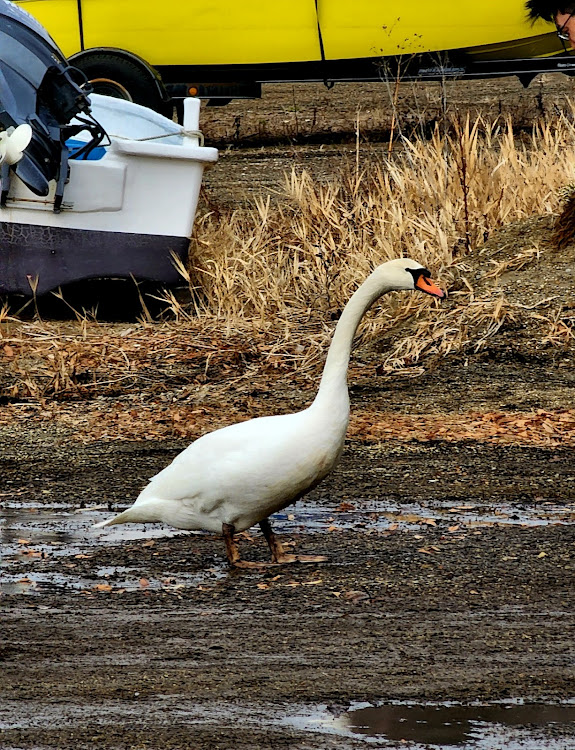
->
<box><xmin>314</xmin><ymin>0</ymin><xmax>334</xmax><ymax>88</ymax></box>
<box><xmin>77</xmin><ymin>0</ymin><xmax>85</xmax><ymax>50</ymax></box>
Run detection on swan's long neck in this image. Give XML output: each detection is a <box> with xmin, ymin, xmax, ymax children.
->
<box><xmin>313</xmin><ymin>270</ymin><xmax>391</xmax><ymax>407</ymax></box>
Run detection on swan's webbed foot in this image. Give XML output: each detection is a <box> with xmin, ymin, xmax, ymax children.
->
<box><xmin>231</xmin><ymin>559</ymin><xmax>278</xmax><ymax>569</ymax></box>
<box><xmin>222</xmin><ymin>520</ymin><xmax>328</xmax><ymax>568</ymax></box>
<box><xmin>260</xmin><ymin>518</ymin><xmax>327</xmax><ymax>565</ymax></box>
<box><xmin>269</xmin><ymin>552</ymin><xmax>328</xmax><ymax>564</ymax></box>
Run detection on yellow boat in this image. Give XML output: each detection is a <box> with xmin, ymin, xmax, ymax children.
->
<box><xmin>13</xmin><ymin>0</ymin><xmax>569</xmax><ymax>110</ymax></box>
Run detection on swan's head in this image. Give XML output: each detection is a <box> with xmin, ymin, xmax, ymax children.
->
<box><xmin>375</xmin><ymin>258</ymin><xmax>445</xmax><ymax>299</ymax></box>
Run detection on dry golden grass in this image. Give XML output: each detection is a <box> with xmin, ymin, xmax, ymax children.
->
<box><xmin>2</xmin><ymin>110</ymin><xmax>575</xmax><ymax>400</ymax></box>
<box><xmin>191</xmin><ymin>114</ymin><xmax>575</xmax><ymax>315</ymax></box>
<box><xmin>184</xmin><ymin>111</ymin><xmax>575</xmax><ymax>371</ymax></box>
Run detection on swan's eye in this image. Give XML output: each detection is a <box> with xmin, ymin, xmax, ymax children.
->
<box><xmin>418</xmin><ymin>268</ymin><xmax>431</xmax><ymax>278</ymax></box>
<box><xmin>405</xmin><ymin>267</ymin><xmax>430</xmax><ymax>280</ymax></box>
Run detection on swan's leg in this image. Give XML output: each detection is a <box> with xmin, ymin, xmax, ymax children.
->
<box><xmin>222</xmin><ymin>522</ymin><xmax>241</xmax><ymax>565</ymax></box>
<box><xmin>259</xmin><ymin>518</ymin><xmax>292</xmax><ymax>562</ymax></box>
<box><xmin>259</xmin><ymin>518</ymin><xmax>327</xmax><ymax>564</ymax></box>
<box><xmin>222</xmin><ymin>522</ymin><xmax>275</xmax><ymax>569</ymax></box>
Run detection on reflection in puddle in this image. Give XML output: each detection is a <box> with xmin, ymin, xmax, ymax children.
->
<box><xmin>334</xmin><ymin>701</ymin><xmax>575</xmax><ymax>747</ymax></box>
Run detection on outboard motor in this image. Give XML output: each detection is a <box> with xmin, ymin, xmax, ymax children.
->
<box><xmin>0</xmin><ymin>0</ymin><xmax>105</xmax><ymax>209</ymax></box>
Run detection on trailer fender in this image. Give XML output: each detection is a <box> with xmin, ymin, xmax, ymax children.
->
<box><xmin>69</xmin><ymin>47</ymin><xmax>171</xmax><ymax>113</ymax></box>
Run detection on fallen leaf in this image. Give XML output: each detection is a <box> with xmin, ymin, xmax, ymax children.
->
<box><xmin>336</xmin><ymin>502</ymin><xmax>356</xmax><ymax>512</ymax></box>
<box><xmin>397</xmin><ymin>513</ymin><xmax>428</xmax><ymax>524</ymax></box>
<box><xmin>94</xmin><ymin>583</ymin><xmax>112</xmax><ymax>592</ymax></box>
<box><xmin>139</xmin><ymin>578</ymin><xmax>150</xmax><ymax>588</ymax></box>
<box><xmin>537</xmin><ymin>551</ymin><xmax>547</xmax><ymax>558</ymax></box>
<box><xmin>344</xmin><ymin>590</ymin><xmax>370</xmax><ymax>603</ymax></box>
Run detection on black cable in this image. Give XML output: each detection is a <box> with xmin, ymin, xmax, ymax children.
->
<box><xmin>63</xmin><ymin>112</ymin><xmax>109</xmax><ymax>160</ymax></box>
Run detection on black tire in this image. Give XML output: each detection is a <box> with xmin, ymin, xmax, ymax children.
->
<box><xmin>71</xmin><ymin>52</ymin><xmax>171</xmax><ymax>114</ymax></box>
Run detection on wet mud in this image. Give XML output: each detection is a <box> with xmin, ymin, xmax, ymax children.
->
<box><xmin>1</xmin><ymin>424</ymin><xmax>575</xmax><ymax>748</ymax></box>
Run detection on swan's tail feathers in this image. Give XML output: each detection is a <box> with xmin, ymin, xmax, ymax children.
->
<box><xmin>92</xmin><ymin>508</ymin><xmax>138</xmax><ymax>530</ymax></box>
<box><xmin>92</xmin><ymin>498</ymin><xmax>164</xmax><ymax>530</ymax></box>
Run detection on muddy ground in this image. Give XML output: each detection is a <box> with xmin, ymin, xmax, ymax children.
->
<box><xmin>2</xmin><ymin>79</ymin><xmax>575</xmax><ymax>749</ymax></box>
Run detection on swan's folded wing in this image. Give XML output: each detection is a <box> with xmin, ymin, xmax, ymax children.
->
<box><xmin>136</xmin><ymin>410</ymin><xmax>318</xmax><ymax>507</ymax></box>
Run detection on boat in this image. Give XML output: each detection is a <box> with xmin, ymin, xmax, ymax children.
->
<box><xmin>1</xmin><ymin>95</ymin><xmax>218</xmax><ymax>296</ymax></box>
<box><xmin>13</xmin><ymin>0</ymin><xmax>571</xmax><ymax>109</ymax></box>
<box><xmin>0</xmin><ymin>1</ymin><xmax>218</xmax><ymax>296</ymax></box>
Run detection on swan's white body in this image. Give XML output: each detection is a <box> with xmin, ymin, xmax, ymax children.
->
<box><xmin>124</xmin><ymin>396</ymin><xmax>348</xmax><ymax>533</ymax></box>
<box><xmin>94</xmin><ymin>259</ymin><xmax>443</xmax><ymax>560</ymax></box>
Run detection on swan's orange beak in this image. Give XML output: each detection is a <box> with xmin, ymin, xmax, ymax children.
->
<box><xmin>415</xmin><ymin>274</ymin><xmax>445</xmax><ymax>299</ymax></box>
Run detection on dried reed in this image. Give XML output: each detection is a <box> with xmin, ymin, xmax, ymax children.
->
<box><xmin>2</xmin><ymin>110</ymin><xmax>575</xmax><ymax>400</ymax></box>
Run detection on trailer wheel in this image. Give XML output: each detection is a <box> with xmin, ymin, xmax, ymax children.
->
<box><xmin>70</xmin><ymin>50</ymin><xmax>171</xmax><ymax>114</ymax></box>
<box><xmin>87</xmin><ymin>77</ymin><xmax>134</xmax><ymax>101</ymax></box>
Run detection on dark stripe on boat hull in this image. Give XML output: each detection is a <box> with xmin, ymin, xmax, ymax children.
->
<box><xmin>0</xmin><ymin>222</ymin><xmax>189</xmax><ymax>295</ymax></box>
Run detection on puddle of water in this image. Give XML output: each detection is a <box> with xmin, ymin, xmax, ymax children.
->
<box><xmin>0</xmin><ymin>504</ymin><xmax>192</xmax><ymax>563</ymax></box>
<box><xmin>1</xmin><ymin>497</ymin><xmax>574</xmax><ymax>596</ymax></box>
<box><xmin>0</xmin><ymin>504</ymin><xmax>227</xmax><ymax>594</ymax></box>
<box><xmin>2</xmin><ymin>497</ymin><xmax>573</xmax><ymax>556</ymax></box>
<box><xmin>1</xmin><ymin>696</ymin><xmax>574</xmax><ymax>748</ymax></box>
<box><xmin>0</xmin><ymin>567</ymin><xmax>225</xmax><ymax>596</ymax></box>
<box><xmin>324</xmin><ymin>701</ymin><xmax>575</xmax><ymax>748</ymax></box>
<box><xmin>276</xmin><ymin>498</ymin><xmax>575</xmax><ymax>532</ymax></box>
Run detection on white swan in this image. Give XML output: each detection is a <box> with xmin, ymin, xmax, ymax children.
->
<box><xmin>94</xmin><ymin>258</ymin><xmax>444</xmax><ymax>567</ymax></box>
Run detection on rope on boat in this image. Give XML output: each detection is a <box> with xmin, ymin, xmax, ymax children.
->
<box><xmin>106</xmin><ymin>129</ymin><xmax>205</xmax><ymax>147</ymax></box>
